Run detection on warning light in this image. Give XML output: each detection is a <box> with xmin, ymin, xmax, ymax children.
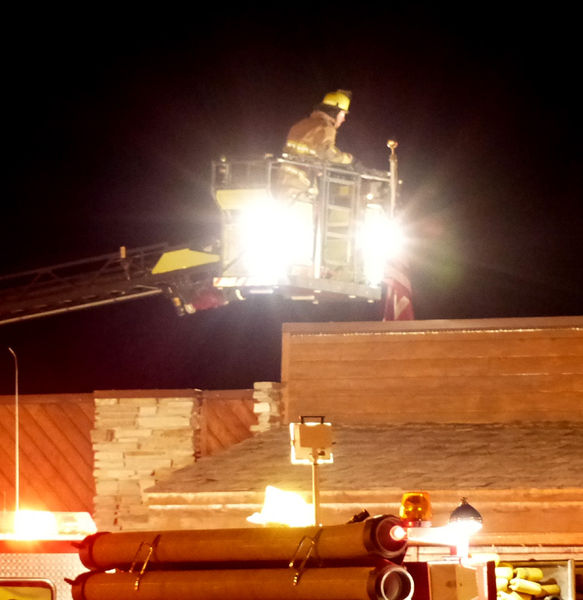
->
<box><xmin>448</xmin><ymin>497</ymin><xmax>483</xmax><ymax>557</ymax></box>
<box><xmin>399</xmin><ymin>491</ymin><xmax>432</xmax><ymax>527</ymax></box>
<box><xmin>371</xmin><ymin>514</ymin><xmax>409</xmax><ymax>559</ymax></box>
<box><xmin>389</xmin><ymin>524</ymin><xmax>407</xmax><ymax>542</ymax></box>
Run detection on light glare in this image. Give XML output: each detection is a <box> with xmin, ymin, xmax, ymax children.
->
<box><xmin>247</xmin><ymin>485</ymin><xmax>315</xmax><ymax>527</ymax></box>
<box><xmin>390</xmin><ymin>524</ymin><xmax>407</xmax><ymax>541</ymax></box>
<box><xmin>239</xmin><ymin>199</ymin><xmax>313</xmax><ymax>279</ymax></box>
<box><xmin>359</xmin><ymin>205</ymin><xmax>407</xmax><ymax>285</ymax></box>
<box><xmin>13</xmin><ymin>510</ymin><xmax>58</xmax><ymax>539</ymax></box>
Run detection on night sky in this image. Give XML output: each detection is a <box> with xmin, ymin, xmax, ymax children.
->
<box><xmin>2</xmin><ymin>8</ymin><xmax>581</xmax><ymax>394</ymax></box>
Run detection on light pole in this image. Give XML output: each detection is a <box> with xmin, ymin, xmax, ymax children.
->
<box><xmin>290</xmin><ymin>417</ymin><xmax>333</xmax><ymax>526</ymax></box>
<box><xmin>8</xmin><ymin>347</ymin><xmax>19</xmax><ymax>513</ymax></box>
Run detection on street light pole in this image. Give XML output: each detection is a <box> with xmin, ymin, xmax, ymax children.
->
<box><xmin>8</xmin><ymin>347</ymin><xmax>19</xmax><ymax>513</ymax></box>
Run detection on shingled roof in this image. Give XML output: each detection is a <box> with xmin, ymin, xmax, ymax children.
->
<box><xmin>150</xmin><ymin>422</ymin><xmax>583</xmax><ymax>494</ymax></box>
<box><xmin>145</xmin><ymin>421</ymin><xmax>583</xmax><ymax>550</ymax></box>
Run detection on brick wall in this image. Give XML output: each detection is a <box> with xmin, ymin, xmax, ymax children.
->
<box><xmin>251</xmin><ymin>381</ymin><xmax>282</xmax><ymax>433</ymax></box>
<box><xmin>91</xmin><ymin>385</ymin><xmax>280</xmax><ymax>531</ymax></box>
<box><xmin>92</xmin><ymin>390</ymin><xmax>199</xmax><ymax>530</ymax></box>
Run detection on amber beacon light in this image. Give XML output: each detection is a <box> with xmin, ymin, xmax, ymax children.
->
<box><xmin>399</xmin><ymin>491</ymin><xmax>432</xmax><ymax>528</ymax></box>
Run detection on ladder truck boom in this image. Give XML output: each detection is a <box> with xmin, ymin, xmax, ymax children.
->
<box><xmin>1</xmin><ymin>149</ymin><xmax>406</xmax><ymax>326</ymax></box>
<box><xmin>0</xmin><ymin>243</ymin><xmax>220</xmax><ymax>326</ymax></box>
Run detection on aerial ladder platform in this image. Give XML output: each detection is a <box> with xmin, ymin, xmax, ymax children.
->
<box><xmin>0</xmin><ymin>147</ymin><xmax>403</xmax><ymax>326</ymax></box>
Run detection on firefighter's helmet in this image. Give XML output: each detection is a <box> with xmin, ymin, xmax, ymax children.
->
<box><xmin>322</xmin><ymin>89</ymin><xmax>352</xmax><ymax>112</ymax></box>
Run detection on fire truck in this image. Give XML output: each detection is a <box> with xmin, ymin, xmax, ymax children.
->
<box><xmin>0</xmin><ymin>146</ymin><xmax>406</xmax><ymax>326</ymax></box>
<box><xmin>0</xmin><ymin>499</ymin><xmax>504</xmax><ymax>600</ymax></box>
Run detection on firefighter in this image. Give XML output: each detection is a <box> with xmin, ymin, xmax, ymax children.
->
<box><xmin>277</xmin><ymin>90</ymin><xmax>354</xmax><ymax>203</ymax></box>
<box><xmin>284</xmin><ymin>89</ymin><xmax>354</xmax><ymax>164</ymax></box>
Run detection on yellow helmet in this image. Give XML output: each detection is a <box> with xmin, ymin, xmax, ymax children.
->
<box><xmin>322</xmin><ymin>89</ymin><xmax>352</xmax><ymax>112</ymax></box>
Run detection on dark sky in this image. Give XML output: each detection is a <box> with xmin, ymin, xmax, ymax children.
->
<box><xmin>1</xmin><ymin>8</ymin><xmax>581</xmax><ymax>394</ymax></box>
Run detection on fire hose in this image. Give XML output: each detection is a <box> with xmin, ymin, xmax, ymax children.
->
<box><xmin>71</xmin><ymin>564</ymin><xmax>413</xmax><ymax>600</ymax></box>
<box><xmin>77</xmin><ymin>514</ymin><xmax>408</xmax><ymax>571</ymax></box>
<box><xmin>71</xmin><ymin>515</ymin><xmax>413</xmax><ymax>600</ymax></box>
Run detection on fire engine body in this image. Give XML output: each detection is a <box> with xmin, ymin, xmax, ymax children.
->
<box><xmin>0</xmin><ymin>540</ymin><xmax>82</xmax><ymax>600</ymax></box>
<box><xmin>0</xmin><ymin>512</ymin><xmax>97</xmax><ymax>599</ymax></box>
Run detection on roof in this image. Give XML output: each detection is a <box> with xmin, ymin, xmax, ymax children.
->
<box><xmin>149</xmin><ymin>421</ymin><xmax>583</xmax><ymax>494</ymax></box>
<box><xmin>0</xmin><ymin>393</ymin><xmax>94</xmax><ymax>512</ymax></box>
